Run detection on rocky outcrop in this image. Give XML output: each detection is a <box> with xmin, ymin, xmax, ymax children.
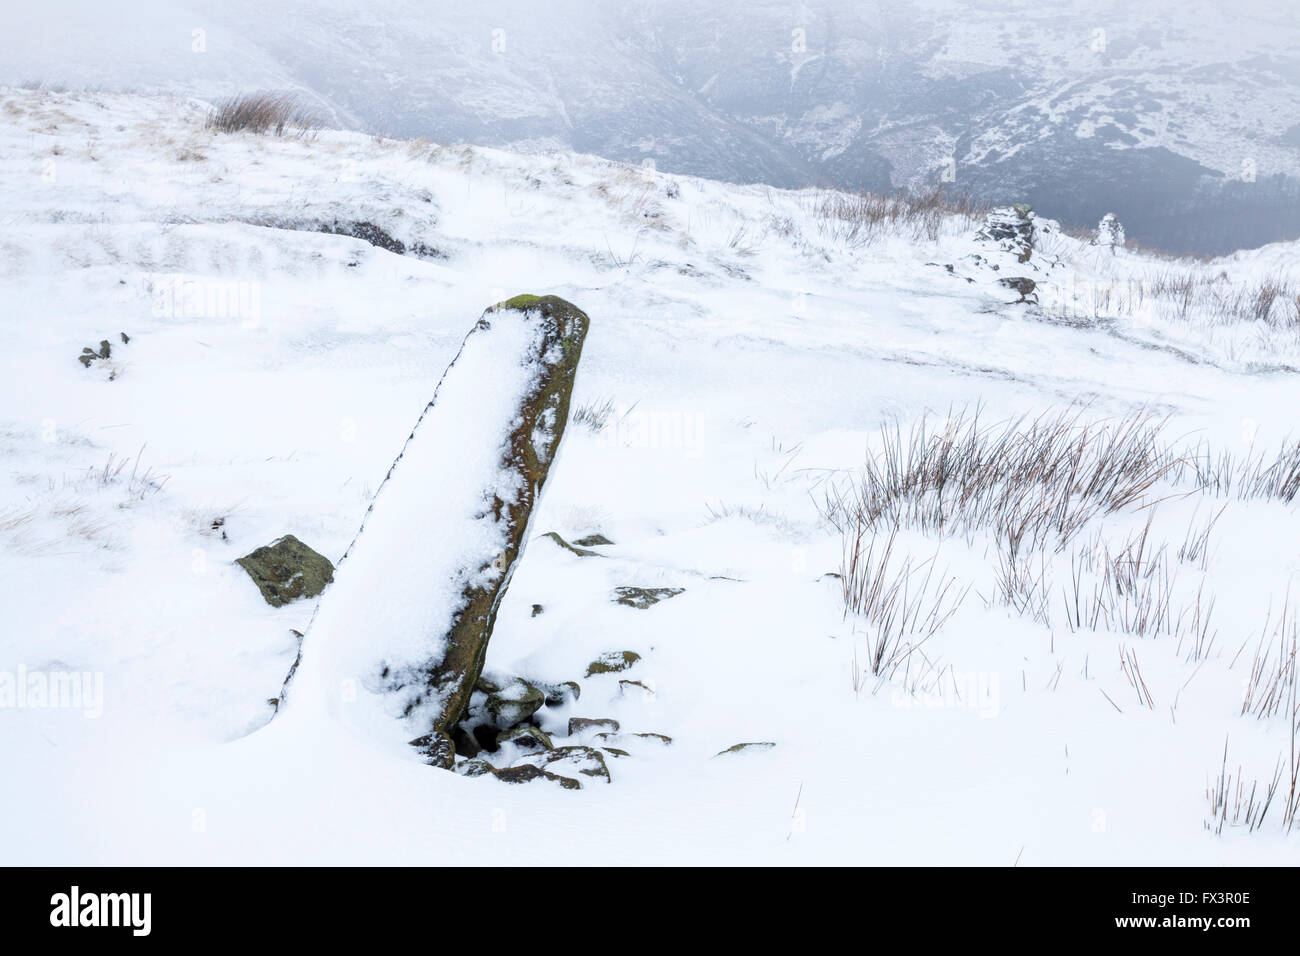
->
<box><xmin>976</xmin><ymin>205</ymin><xmax>1035</xmax><ymax>263</ymax></box>
<box><xmin>236</xmin><ymin>535</ymin><xmax>335</xmax><ymax>607</ymax></box>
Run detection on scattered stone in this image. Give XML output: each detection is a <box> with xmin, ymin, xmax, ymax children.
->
<box><xmin>484</xmin><ymin>680</ymin><xmax>546</xmax><ymax>728</ymax></box>
<box><xmin>530</xmin><ymin>604</ymin><xmax>545</xmax><ymax>618</ymax></box>
<box><xmin>493</xmin><ymin>764</ymin><xmax>581</xmax><ymax>790</ymax></box>
<box><xmin>715</xmin><ymin>741</ymin><xmax>775</xmax><ymax>757</ymax></box>
<box><xmin>457</xmin><ymin>759</ymin><xmax>496</xmax><ymax>777</ymax></box>
<box><xmin>594</xmin><ymin>731</ymin><xmax>672</xmax><ymax>748</ymax></box>
<box><xmin>77</xmin><ymin>339</ymin><xmax>113</xmax><ymax>368</ymax></box>
<box><xmin>568</xmin><ymin>717</ymin><xmax>620</xmax><ymax>736</ymax></box>
<box><xmin>120</xmin><ymin>332</ymin><xmax>130</xmax><ymax>344</ymax></box>
<box><xmin>474</xmin><ymin>675</ymin><xmax>503</xmax><ymax>695</ymax></box>
<box><xmin>633</xmin><ymin>732</ymin><xmax>672</xmax><ymax>745</ymax></box>
<box><xmin>409</xmin><ymin>731</ymin><xmax>457</xmax><ymax>769</ymax></box>
<box><xmin>612</xmin><ymin>586</ymin><xmax>684</xmax><ymax>609</ymax></box>
<box><xmin>997</xmin><ymin>276</ymin><xmax>1037</xmax><ymax>303</ymax></box>
<box><xmin>525</xmin><ymin>746</ymin><xmax>611</xmax><ymax>783</ymax></box>
<box><xmin>538</xmin><ymin>680</ymin><xmax>581</xmax><ymax>707</ymax></box>
<box><xmin>619</xmin><ymin>679</ymin><xmax>655</xmax><ymax>698</ymax></box>
<box><xmin>573</xmin><ymin>533</ymin><xmax>614</xmax><ymax>547</ymax></box>
<box><xmin>496</xmin><ymin>725</ymin><xmax>554</xmax><ymax>753</ymax></box>
<box><xmin>235</xmin><ymin>535</ymin><xmax>335</xmax><ymax>607</ymax></box>
<box><xmin>586</xmin><ymin>650</ymin><xmax>641</xmax><ymax>677</ymax></box>
<box><xmin>541</xmin><ymin>531</ymin><xmax>602</xmax><ymax>557</ymax></box>
<box><xmin>602</xmin><ymin>747</ymin><xmax>630</xmax><ymax>758</ymax></box>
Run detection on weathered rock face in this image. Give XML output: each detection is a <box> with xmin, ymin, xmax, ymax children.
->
<box><xmin>422</xmin><ymin>295</ymin><xmax>590</xmax><ymax>738</ymax></box>
<box><xmin>236</xmin><ymin>535</ymin><xmax>335</xmax><ymax>607</ymax></box>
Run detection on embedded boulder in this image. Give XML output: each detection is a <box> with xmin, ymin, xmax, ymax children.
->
<box><xmin>521</xmin><ymin>746</ymin><xmax>612</xmax><ymax>783</ymax></box>
<box><xmin>997</xmin><ymin>277</ymin><xmax>1037</xmax><ymax>303</ymax></box>
<box><xmin>976</xmin><ymin>205</ymin><xmax>1035</xmax><ymax>263</ymax></box>
<box><xmin>236</xmin><ymin>535</ymin><xmax>335</xmax><ymax>607</ymax></box>
<box><xmin>613</xmin><ymin>586</ymin><xmax>684</xmax><ymax>609</ymax></box>
<box><xmin>568</xmin><ymin>717</ymin><xmax>620</xmax><ymax>736</ymax></box>
<box><xmin>496</xmin><ymin>725</ymin><xmax>554</xmax><ymax>754</ymax></box>
<box><xmin>586</xmin><ymin>650</ymin><xmax>641</xmax><ymax>677</ymax></box>
<box><xmin>715</xmin><ymin>741</ymin><xmax>776</xmax><ymax>757</ymax></box>
<box><xmin>484</xmin><ymin>680</ymin><xmax>547</xmax><ymax>728</ymax></box>
<box><xmin>493</xmin><ymin>764</ymin><xmax>582</xmax><ymax>790</ymax></box>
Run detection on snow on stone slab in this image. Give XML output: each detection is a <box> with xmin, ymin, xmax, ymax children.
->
<box><xmin>278</xmin><ymin>297</ymin><xmax>587</xmax><ymax>755</ymax></box>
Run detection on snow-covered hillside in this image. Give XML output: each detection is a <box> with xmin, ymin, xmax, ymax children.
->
<box><xmin>3</xmin><ymin>90</ymin><xmax>1300</xmax><ymax>864</ymax></box>
<box><xmin>5</xmin><ymin>0</ymin><xmax>1299</xmax><ymax>254</ymax></box>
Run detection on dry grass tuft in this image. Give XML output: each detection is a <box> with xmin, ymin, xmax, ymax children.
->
<box><xmin>206</xmin><ymin>92</ymin><xmax>320</xmax><ymax>137</ymax></box>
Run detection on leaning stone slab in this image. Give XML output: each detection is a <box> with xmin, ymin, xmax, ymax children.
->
<box><xmin>274</xmin><ymin>295</ymin><xmax>589</xmax><ymax>760</ymax></box>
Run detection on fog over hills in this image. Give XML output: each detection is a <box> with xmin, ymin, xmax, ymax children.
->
<box><xmin>6</xmin><ymin>0</ymin><xmax>1299</xmax><ymax>253</ymax></box>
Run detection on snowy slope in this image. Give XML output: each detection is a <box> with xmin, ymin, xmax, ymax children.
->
<box><xmin>3</xmin><ymin>90</ymin><xmax>1300</xmax><ymax>864</ymax></box>
<box><xmin>4</xmin><ymin>0</ymin><xmax>1298</xmax><ymax>253</ymax></box>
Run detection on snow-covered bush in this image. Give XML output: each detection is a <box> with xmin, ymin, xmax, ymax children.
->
<box><xmin>1094</xmin><ymin>212</ymin><xmax>1125</xmax><ymax>252</ymax></box>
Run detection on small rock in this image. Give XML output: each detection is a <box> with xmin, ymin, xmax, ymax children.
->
<box><xmin>530</xmin><ymin>604</ymin><xmax>545</xmax><ymax>618</ymax></box>
<box><xmin>496</xmin><ymin>725</ymin><xmax>553</xmax><ymax>753</ymax></box>
<box><xmin>235</xmin><ymin>535</ymin><xmax>335</xmax><ymax>607</ymax></box>
<box><xmin>595</xmin><ymin>731</ymin><xmax>672</xmax><ymax>748</ymax></box>
<box><xmin>457</xmin><ymin>759</ymin><xmax>496</xmax><ymax>777</ymax></box>
<box><xmin>409</xmin><ymin>731</ymin><xmax>457</xmax><ymax>769</ymax></box>
<box><xmin>541</xmin><ymin>531</ymin><xmax>602</xmax><ymax>557</ymax></box>
<box><xmin>573</xmin><ymin>533</ymin><xmax>614</xmax><ymax>547</ymax></box>
<box><xmin>602</xmin><ymin>747</ymin><xmax>630</xmax><ymax>758</ymax></box>
<box><xmin>484</xmin><ymin>680</ymin><xmax>546</xmax><ymax>728</ymax></box>
<box><xmin>997</xmin><ymin>276</ymin><xmax>1037</xmax><ymax>303</ymax></box>
<box><xmin>524</xmin><ymin>746</ymin><xmax>611</xmax><ymax>783</ymax></box>
<box><xmin>619</xmin><ymin>679</ymin><xmax>655</xmax><ymax>698</ymax></box>
<box><xmin>474</xmin><ymin>674</ymin><xmax>503</xmax><ymax>695</ymax></box>
<box><xmin>493</xmin><ymin>764</ymin><xmax>581</xmax><ymax>790</ymax></box>
<box><xmin>613</xmin><ymin>586</ymin><xmax>684</xmax><ymax>609</ymax></box>
<box><xmin>568</xmin><ymin>717</ymin><xmax>620</xmax><ymax>736</ymax></box>
<box><xmin>715</xmin><ymin>741</ymin><xmax>775</xmax><ymax>757</ymax></box>
<box><xmin>586</xmin><ymin>650</ymin><xmax>641</xmax><ymax>677</ymax></box>
<box><xmin>537</xmin><ymin>680</ymin><xmax>581</xmax><ymax>707</ymax></box>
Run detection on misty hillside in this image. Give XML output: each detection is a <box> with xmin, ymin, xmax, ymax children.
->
<box><xmin>5</xmin><ymin>0</ymin><xmax>1300</xmax><ymax>254</ymax></box>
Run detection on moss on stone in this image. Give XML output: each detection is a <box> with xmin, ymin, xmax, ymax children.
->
<box><xmin>585</xmin><ymin>650</ymin><xmax>641</xmax><ymax>677</ymax></box>
<box><xmin>235</xmin><ymin>535</ymin><xmax>334</xmax><ymax>607</ymax></box>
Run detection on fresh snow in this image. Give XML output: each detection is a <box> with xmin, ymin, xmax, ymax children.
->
<box><xmin>2</xmin><ymin>90</ymin><xmax>1299</xmax><ymax>865</ymax></box>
